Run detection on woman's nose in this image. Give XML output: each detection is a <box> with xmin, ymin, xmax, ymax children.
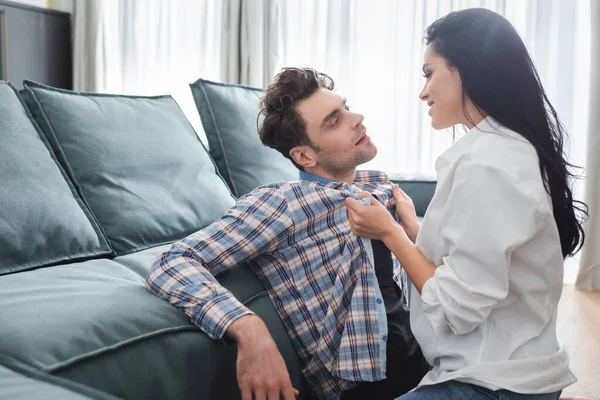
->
<box><xmin>419</xmin><ymin>86</ymin><xmax>429</xmax><ymax>102</ymax></box>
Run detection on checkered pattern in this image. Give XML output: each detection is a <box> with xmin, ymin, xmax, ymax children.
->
<box><xmin>146</xmin><ymin>171</ymin><xmax>405</xmax><ymax>399</ymax></box>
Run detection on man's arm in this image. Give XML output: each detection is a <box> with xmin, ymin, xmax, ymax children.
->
<box><xmin>146</xmin><ymin>186</ymin><xmax>292</xmax><ymax>338</ymax></box>
<box><xmin>146</xmin><ymin>187</ymin><xmax>299</xmax><ymax>400</ymax></box>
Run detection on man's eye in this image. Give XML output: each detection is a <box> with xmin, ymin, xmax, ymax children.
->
<box><xmin>330</xmin><ymin>117</ymin><xmax>339</xmax><ymax>127</ymax></box>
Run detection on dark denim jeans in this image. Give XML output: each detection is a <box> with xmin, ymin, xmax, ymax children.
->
<box><xmin>396</xmin><ymin>380</ymin><xmax>561</xmax><ymax>400</ymax></box>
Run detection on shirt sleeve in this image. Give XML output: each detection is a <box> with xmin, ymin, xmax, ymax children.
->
<box><xmin>420</xmin><ymin>163</ymin><xmax>547</xmax><ymax>335</ymax></box>
<box><xmin>145</xmin><ymin>186</ymin><xmax>293</xmax><ymax>340</ymax></box>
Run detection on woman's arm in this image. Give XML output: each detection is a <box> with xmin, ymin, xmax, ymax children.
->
<box><xmin>382</xmin><ymin>224</ymin><xmax>434</xmax><ymax>293</ymax></box>
<box><xmin>390</xmin><ymin>184</ymin><xmax>421</xmax><ymax>242</ymax></box>
<box><xmin>346</xmin><ymin>194</ymin><xmax>434</xmax><ymax>292</ymax></box>
<box><xmin>347</xmin><ymin>164</ymin><xmax>544</xmax><ymax>335</ymax></box>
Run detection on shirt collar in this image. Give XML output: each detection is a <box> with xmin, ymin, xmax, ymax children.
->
<box><xmin>299</xmin><ymin>170</ymin><xmax>390</xmax><ymax>186</ymax></box>
<box><xmin>435</xmin><ymin>116</ymin><xmax>501</xmax><ymax>179</ymax></box>
<box><xmin>299</xmin><ymin>170</ymin><xmax>338</xmax><ymax>184</ymax></box>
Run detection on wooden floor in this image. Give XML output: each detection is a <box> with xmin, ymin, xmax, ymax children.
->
<box><xmin>557</xmin><ymin>285</ymin><xmax>600</xmax><ymax>399</ymax></box>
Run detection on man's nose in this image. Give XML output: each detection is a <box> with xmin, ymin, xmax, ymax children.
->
<box><xmin>353</xmin><ymin>112</ymin><xmax>365</xmax><ymax>128</ymax></box>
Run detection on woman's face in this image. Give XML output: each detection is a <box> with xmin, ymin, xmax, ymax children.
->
<box><xmin>419</xmin><ymin>44</ymin><xmax>481</xmax><ymax>130</ymax></box>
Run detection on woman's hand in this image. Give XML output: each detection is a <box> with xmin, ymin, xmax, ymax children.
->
<box><xmin>346</xmin><ymin>190</ymin><xmax>436</xmax><ymax>293</ymax></box>
<box><xmin>392</xmin><ymin>185</ymin><xmax>420</xmax><ymax>242</ymax></box>
<box><xmin>345</xmin><ymin>192</ymin><xmax>401</xmax><ymax>242</ymax></box>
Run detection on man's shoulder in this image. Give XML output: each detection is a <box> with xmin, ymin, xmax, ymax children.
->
<box><xmin>234</xmin><ymin>181</ymin><xmax>307</xmax><ymax>205</ymax></box>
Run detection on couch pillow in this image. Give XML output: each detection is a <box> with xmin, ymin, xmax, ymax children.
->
<box><xmin>189</xmin><ymin>78</ymin><xmax>298</xmax><ymax>197</ymax></box>
<box><xmin>0</xmin><ymin>81</ymin><xmax>111</xmax><ymax>275</ymax></box>
<box><xmin>21</xmin><ymin>81</ymin><xmax>235</xmax><ymax>255</ymax></box>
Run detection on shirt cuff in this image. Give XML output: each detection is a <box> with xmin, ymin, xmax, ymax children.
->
<box><xmin>420</xmin><ymin>277</ymin><xmax>454</xmax><ymax>335</ymax></box>
<box><xmin>193</xmin><ymin>293</ymin><xmax>255</xmax><ymax>340</ymax></box>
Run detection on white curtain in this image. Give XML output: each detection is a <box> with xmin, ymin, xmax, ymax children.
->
<box><xmin>71</xmin><ymin>0</ymin><xmax>103</xmax><ymax>92</ymax></box>
<box><xmin>221</xmin><ymin>0</ymin><xmax>282</xmax><ymax>87</ymax></box>
<box><xmin>71</xmin><ymin>0</ymin><xmax>223</xmax><ymax>137</ymax></box>
<box><xmin>576</xmin><ymin>0</ymin><xmax>600</xmax><ymax>291</ymax></box>
<box><xmin>274</xmin><ymin>0</ymin><xmax>590</xmax><ymax>178</ymax></box>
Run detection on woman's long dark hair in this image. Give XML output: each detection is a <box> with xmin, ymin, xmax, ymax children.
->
<box><xmin>426</xmin><ymin>8</ymin><xmax>587</xmax><ymax>258</ymax></box>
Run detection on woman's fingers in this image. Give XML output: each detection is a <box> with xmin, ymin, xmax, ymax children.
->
<box><xmin>345</xmin><ymin>197</ymin><xmax>360</xmax><ymax>210</ymax></box>
<box><xmin>398</xmin><ymin>187</ymin><xmax>412</xmax><ymax>202</ymax></box>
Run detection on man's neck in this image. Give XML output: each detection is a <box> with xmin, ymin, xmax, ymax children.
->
<box><xmin>302</xmin><ymin>168</ymin><xmax>356</xmax><ymax>185</ymax></box>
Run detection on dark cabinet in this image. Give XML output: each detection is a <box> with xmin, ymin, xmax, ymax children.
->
<box><xmin>0</xmin><ymin>1</ymin><xmax>72</xmax><ymax>89</ymax></box>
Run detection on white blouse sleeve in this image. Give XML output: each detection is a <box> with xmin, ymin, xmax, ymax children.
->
<box><xmin>420</xmin><ymin>163</ymin><xmax>547</xmax><ymax>335</ymax></box>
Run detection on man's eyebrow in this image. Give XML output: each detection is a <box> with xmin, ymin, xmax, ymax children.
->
<box><xmin>321</xmin><ymin>99</ymin><xmax>347</xmax><ymax>128</ymax></box>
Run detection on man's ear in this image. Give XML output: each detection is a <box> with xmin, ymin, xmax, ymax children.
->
<box><xmin>289</xmin><ymin>145</ymin><xmax>317</xmax><ymax>169</ymax></box>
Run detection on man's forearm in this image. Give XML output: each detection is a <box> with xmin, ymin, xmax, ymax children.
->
<box><xmin>227</xmin><ymin>315</ymin><xmax>271</xmax><ymax>346</ymax></box>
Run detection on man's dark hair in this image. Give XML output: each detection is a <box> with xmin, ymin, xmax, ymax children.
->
<box><xmin>258</xmin><ymin>67</ymin><xmax>335</xmax><ymax>170</ymax></box>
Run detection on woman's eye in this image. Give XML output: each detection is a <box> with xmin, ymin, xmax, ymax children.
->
<box><xmin>423</xmin><ymin>72</ymin><xmax>432</xmax><ymax>79</ymax></box>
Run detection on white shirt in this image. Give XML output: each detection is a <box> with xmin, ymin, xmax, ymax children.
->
<box><xmin>411</xmin><ymin>117</ymin><xmax>576</xmax><ymax>393</ymax></box>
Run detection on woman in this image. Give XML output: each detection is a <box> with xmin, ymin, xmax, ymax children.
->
<box><xmin>345</xmin><ymin>8</ymin><xmax>587</xmax><ymax>400</ymax></box>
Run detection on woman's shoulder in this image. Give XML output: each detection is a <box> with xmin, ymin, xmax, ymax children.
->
<box><xmin>463</xmin><ymin>121</ymin><xmax>539</xmax><ymax>178</ymax></box>
<box><xmin>456</xmin><ymin>124</ymin><xmax>552</xmax><ymax>214</ymax></box>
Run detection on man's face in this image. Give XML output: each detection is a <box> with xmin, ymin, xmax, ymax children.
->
<box><xmin>294</xmin><ymin>88</ymin><xmax>377</xmax><ymax>176</ymax></box>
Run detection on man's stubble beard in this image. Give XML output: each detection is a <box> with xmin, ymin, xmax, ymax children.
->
<box><xmin>317</xmin><ymin>144</ymin><xmax>377</xmax><ymax>177</ymax></box>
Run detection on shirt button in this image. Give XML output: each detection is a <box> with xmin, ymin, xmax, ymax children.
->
<box><xmin>376</xmin><ymin>298</ymin><xmax>382</xmax><ymax>304</ymax></box>
<box><xmin>382</xmin><ymin>335</ymin><xmax>388</xmax><ymax>341</ymax></box>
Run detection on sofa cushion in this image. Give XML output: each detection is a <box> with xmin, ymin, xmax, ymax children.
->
<box><xmin>0</xmin><ymin>246</ymin><xmax>308</xmax><ymax>400</ymax></box>
<box><xmin>21</xmin><ymin>81</ymin><xmax>235</xmax><ymax>255</ymax></box>
<box><xmin>0</xmin><ymin>357</ymin><xmax>121</xmax><ymax>400</ymax></box>
<box><xmin>0</xmin><ymin>81</ymin><xmax>111</xmax><ymax>275</ymax></box>
<box><xmin>189</xmin><ymin>78</ymin><xmax>298</xmax><ymax>197</ymax></box>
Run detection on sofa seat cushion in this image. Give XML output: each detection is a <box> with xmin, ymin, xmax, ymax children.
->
<box><xmin>190</xmin><ymin>78</ymin><xmax>298</xmax><ymax>197</ymax></box>
<box><xmin>0</xmin><ymin>246</ymin><xmax>308</xmax><ymax>400</ymax></box>
<box><xmin>21</xmin><ymin>81</ymin><xmax>235</xmax><ymax>255</ymax></box>
<box><xmin>0</xmin><ymin>357</ymin><xmax>120</xmax><ymax>400</ymax></box>
<box><xmin>0</xmin><ymin>81</ymin><xmax>111</xmax><ymax>276</ymax></box>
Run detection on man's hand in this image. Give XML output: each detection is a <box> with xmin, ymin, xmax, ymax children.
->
<box><xmin>227</xmin><ymin>315</ymin><xmax>299</xmax><ymax>400</ymax></box>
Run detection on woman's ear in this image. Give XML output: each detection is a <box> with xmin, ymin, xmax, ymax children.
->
<box><xmin>289</xmin><ymin>146</ymin><xmax>317</xmax><ymax>169</ymax></box>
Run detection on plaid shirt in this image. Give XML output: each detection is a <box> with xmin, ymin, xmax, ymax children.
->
<box><xmin>146</xmin><ymin>171</ymin><xmax>405</xmax><ymax>399</ymax></box>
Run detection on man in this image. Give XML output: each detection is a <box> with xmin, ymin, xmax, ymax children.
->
<box><xmin>146</xmin><ymin>68</ymin><xmax>428</xmax><ymax>400</ymax></box>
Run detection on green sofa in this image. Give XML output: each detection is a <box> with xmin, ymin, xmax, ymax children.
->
<box><xmin>0</xmin><ymin>78</ymin><xmax>436</xmax><ymax>400</ymax></box>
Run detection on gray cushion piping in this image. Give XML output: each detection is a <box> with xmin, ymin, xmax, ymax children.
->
<box><xmin>42</xmin><ymin>325</ymin><xmax>201</xmax><ymax>373</ymax></box>
<box><xmin>0</xmin><ymin>355</ymin><xmax>122</xmax><ymax>400</ymax></box>
<box><xmin>40</xmin><ymin>291</ymin><xmax>270</xmax><ymax>373</ymax></box>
